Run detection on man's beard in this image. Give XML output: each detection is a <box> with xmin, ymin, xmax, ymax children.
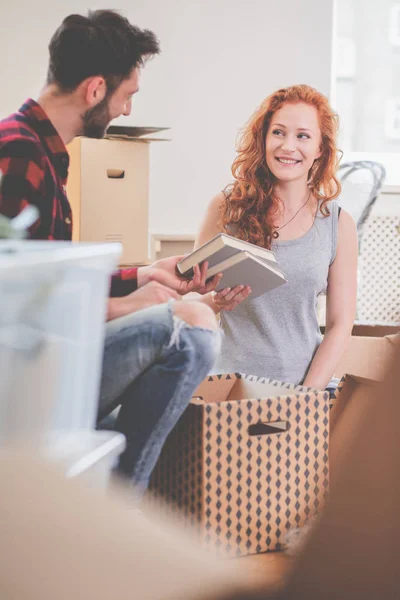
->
<box><xmin>82</xmin><ymin>96</ymin><xmax>111</xmax><ymax>139</ymax></box>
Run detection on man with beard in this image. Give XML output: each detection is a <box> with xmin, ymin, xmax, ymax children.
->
<box><xmin>0</xmin><ymin>9</ymin><xmax>222</xmax><ymax>496</ymax></box>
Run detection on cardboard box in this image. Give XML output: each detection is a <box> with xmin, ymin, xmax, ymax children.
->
<box><xmin>334</xmin><ymin>334</ymin><xmax>399</xmax><ymax>381</ymax></box>
<box><xmin>330</xmin><ymin>333</ymin><xmax>399</xmax><ymax>479</ymax></box>
<box><xmin>148</xmin><ymin>373</ymin><xmax>330</xmax><ymax>557</ymax></box>
<box><xmin>329</xmin><ymin>375</ymin><xmax>386</xmax><ymax>488</ymax></box>
<box><xmin>320</xmin><ymin>322</ymin><xmax>399</xmax><ymax>337</ymax></box>
<box><xmin>278</xmin><ymin>348</ymin><xmax>400</xmax><ymax>600</ymax></box>
<box><xmin>350</xmin><ymin>322</ymin><xmax>399</xmax><ymax>337</ymax></box>
<box><xmin>67</xmin><ymin>134</ymin><xmax>167</xmax><ymax>265</ymax></box>
<box><xmin>330</xmin><ymin>374</ymin><xmax>379</xmax><ymax>435</ymax></box>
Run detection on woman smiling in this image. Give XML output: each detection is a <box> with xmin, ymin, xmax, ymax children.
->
<box><xmin>196</xmin><ymin>84</ymin><xmax>357</xmax><ymax>391</ymax></box>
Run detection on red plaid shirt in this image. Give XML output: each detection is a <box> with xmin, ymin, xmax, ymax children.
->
<box><xmin>0</xmin><ymin>99</ymin><xmax>138</xmax><ymax>297</ymax></box>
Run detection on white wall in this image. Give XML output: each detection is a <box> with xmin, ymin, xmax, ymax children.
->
<box><xmin>0</xmin><ymin>0</ymin><xmax>334</xmax><ymax>235</ymax></box>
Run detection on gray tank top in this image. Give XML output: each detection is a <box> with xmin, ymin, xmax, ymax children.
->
<box><xmin>214</xmin><ymin>201</ymin><xmax>339</xmax><ymax>385</ymax></box>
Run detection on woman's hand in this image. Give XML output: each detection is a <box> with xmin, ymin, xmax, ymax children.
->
<box><xmin>212</xmin><ymin>285</ymin><xmax>252</xmax><ymax>311</ymax></box>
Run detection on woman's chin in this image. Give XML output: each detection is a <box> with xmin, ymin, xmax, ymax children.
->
<box><xmin>271</xmin><ymin>170</ymin><xmax>305</xmax><ymax>183</ymax></box>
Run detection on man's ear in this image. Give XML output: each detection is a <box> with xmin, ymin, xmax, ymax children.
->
<box><xmin>83</xmin><ymin>76</ymin><xmax>107</xmax><ymax>108</ymax></box>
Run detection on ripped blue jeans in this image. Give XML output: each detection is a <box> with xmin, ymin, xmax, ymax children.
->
<box><xmin>98</xmin><ymin>301</ymin><xmax>220</xmax><ymax>493</ymax></box>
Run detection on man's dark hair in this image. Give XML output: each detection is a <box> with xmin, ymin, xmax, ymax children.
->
<box><xmin>47</xmin><ymin>9</ymin><xmax>160</xmax><ymax>92</ymax></box>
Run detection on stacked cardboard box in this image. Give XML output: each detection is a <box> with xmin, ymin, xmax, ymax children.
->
<box><xmin>67</xmin><ymin>130</ymin><xmax>168</xmax><ymax>266</ymax></box>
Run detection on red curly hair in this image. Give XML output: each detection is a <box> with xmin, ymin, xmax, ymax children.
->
<box><xmin>220</xmin><ymin>84</ymin><xmax>342</xmax><ymax>249</ymax></box>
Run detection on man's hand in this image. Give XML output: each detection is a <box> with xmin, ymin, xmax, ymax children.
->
<box><xmin>137</xmin><ymin>256</ymin><xmax>223</xmax><ymax>295</ymax></box>
<box><xmin>107</xmin><ymin>281</ymin><xmax>180</xmax><ymax>321</ymax></box>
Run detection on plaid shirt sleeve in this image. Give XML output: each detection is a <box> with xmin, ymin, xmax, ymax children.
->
<box><xmin>0</xmin><ymin>139</ymin><xmax>45</xmax><ymax>235</ymax></box>
<box><xmin>109</xmin><ymin>268</ymin><xmax>139</xmax><ymax>297</ymax></box>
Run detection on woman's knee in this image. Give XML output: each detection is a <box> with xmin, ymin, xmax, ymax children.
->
<box><xmin>172</xmin><ymin>301</ymin><xmax>219</xmax><ymax>331</ymax></box>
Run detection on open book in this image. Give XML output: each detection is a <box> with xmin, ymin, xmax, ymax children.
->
<box><xmin>177</xmin><ymin>233</ymin><xmax>277</xmax><ymax>277</ymax></box>
<box><xmin>177</xmin><ymin>234</ymin><xmax>286</xmax><ymax>299</ymax></box>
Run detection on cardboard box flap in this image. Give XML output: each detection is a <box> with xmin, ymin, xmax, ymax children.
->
<box><xmin>105</xmin><ymin>125</ymin><xmax>170</xmax><ymax>137</ymax></box>
<box><xmin>193</xmin><ymin>373</ymin><xmax>237</xmax><ymax>404</ymax></box>
<box><xmin>226</xmin><ymin>376</ymin><xmax>302</xmax><ymax>401</ymax></box>
<box><xmin>329</xmin><ymin>372</ymin><xmax>387</xmax><ymax>481</ymax></box>
<box><xmin>334</xmin><ymin>335</ymin><xmax>398</xmax><ymax>381</ymax></box>
<box><xmin>104</xmin><ymin>136</ymin><xmax>171</xmax><ymax>143</ymax></box>
<box><xmin>387</xmin><ymin>333</ymin><xmax>400</xmax><ymax>346</ymax></box>
<box><xmin>351</xmin><ymin>322</ymin><xmax>399</xmax><ymax>337</ymax></box>
<box><xmin>105</xmin><ymin>126</ymin><xmax>171</xmax><ymax>143</ymax></box>
<box><xmin>322</xmin><ymin>322</ymin><xmax>400</xmax><ymax>337</ymax></box>
<box><xmin>330</xmin><ymin>373</ymin><xmax>379</xmax><ymax>435</ymax></box>
<box><xmin>192</xmin><ymin>373</ymin><xmax>314</xmax><ymax>404</ymax></box>
<box><xmin>340</xmin><ymin>374</ymin><xmax>381</xmax><ymax>387</ymax></box>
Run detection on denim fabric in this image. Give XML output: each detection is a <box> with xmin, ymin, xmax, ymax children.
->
<box><xmin>326</xmin><ymin>376</ymin><xmax>340</xmax><ymax>400</ymax></box>
<box><xmin>98</xmin><ymin>301</ymin><xmax>220</xmax><ymax>493</ymax></box>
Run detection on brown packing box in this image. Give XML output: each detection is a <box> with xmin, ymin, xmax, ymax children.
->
<box><xmin>320</xmin><ymin>322</ymin><xmax>399</xmax><ymax>337</ymax></box>
<box><xmin>328</xmin><ymin>372</ymin><xmax>396</xmax><ymax>507</ymax></box>
<box><xmin>350</xmin><ymin>322</ymin><xmax>399</xmax><ymax>337</ymax></box>
<box><xmin>279</xmin><ymin>348</ymin><xmax>400</xmax><ymax>600</ymax></box>
<box><xmin>330</xmin><ymin>374</ymin><xmax>379</xmax><ymax>442</ymax></box>
<box><xmin>67</xmin><ymin>131</ymin><xmax>168</xmax><ymax>266</ymax></box>
<box><xmin>330</xmin><ymin>334</ymin><xmax>400</xmax><ymax>480</ymax></box>
<box><xmin>334</xmin><ymin>333</ymin><xmax>399</xmax><ymax>381</ymax></box>
<box><xmin>148</xmin><ymin>373</ymin><xmax>330</xmax><ymax>557</ymax></box>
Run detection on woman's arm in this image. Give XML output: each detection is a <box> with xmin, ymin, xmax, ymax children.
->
<box><xmin>303</xmin><ymin>209</ymin><xmax>358</xmax><ymax>389</ymax></box>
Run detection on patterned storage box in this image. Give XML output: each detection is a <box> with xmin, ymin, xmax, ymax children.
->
<box><xmin>148</xmin><ymin>373</ymin><xmax>330</xmax><ymax>557</ymax></box>
<box><xmin>357</xmin><ymin>214</ymin><xmax>400</xmax><ymax>322</ymax></box>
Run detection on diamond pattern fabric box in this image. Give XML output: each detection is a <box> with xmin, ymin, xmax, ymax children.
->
<box><xmin>148</xmin><ymin>373</ymin><xmax>330</xmax><ymax>557</ymax></box>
